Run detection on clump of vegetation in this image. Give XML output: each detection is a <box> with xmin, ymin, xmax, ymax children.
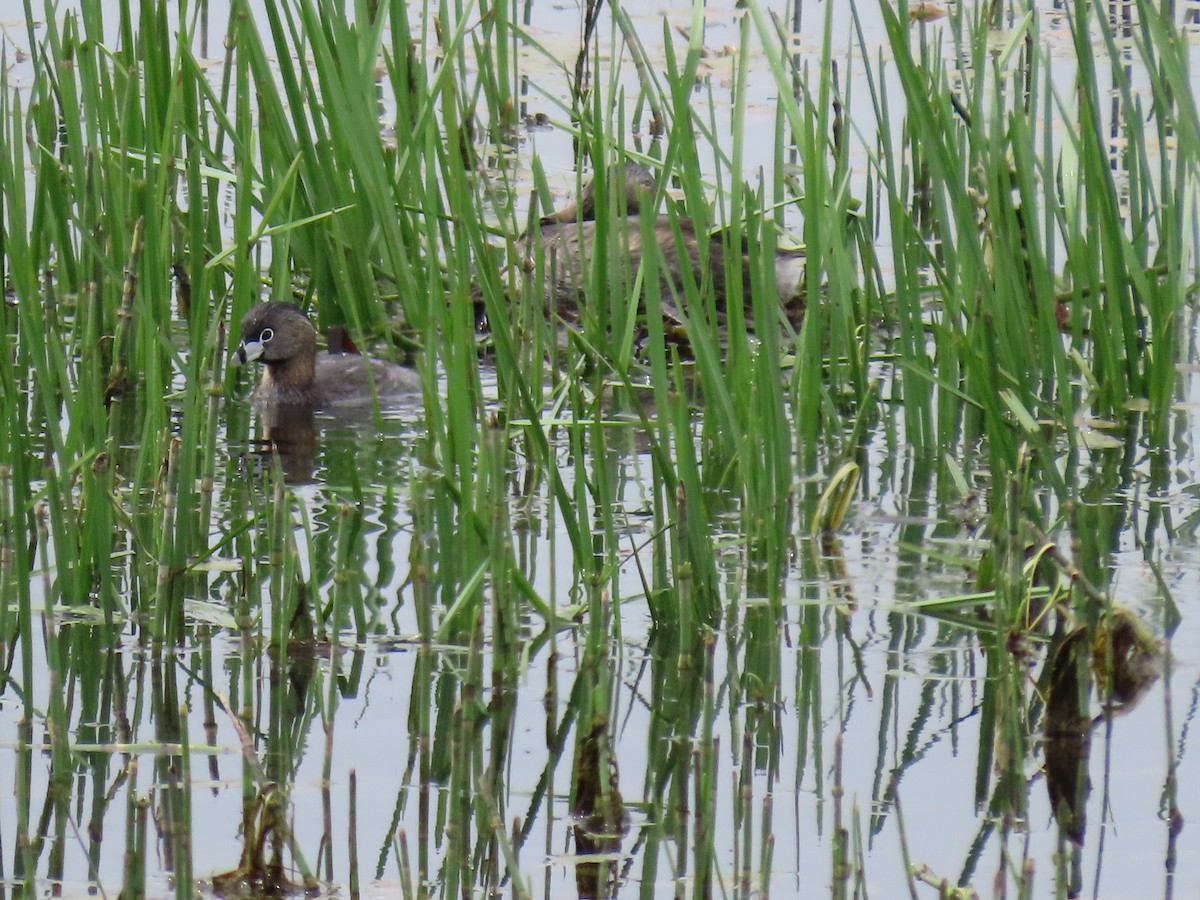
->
<box><xmin>0</xmin><ymin>0</ymin><xmax>1191</xmax><ymax>896</ymax></box>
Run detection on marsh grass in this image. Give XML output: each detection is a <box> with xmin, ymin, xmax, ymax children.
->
<box><xmin>0</xmin><ymin>0</ymin><xmax>1193</xmax><ymax>895</ymax></box>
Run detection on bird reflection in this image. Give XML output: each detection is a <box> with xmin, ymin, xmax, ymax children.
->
<box><xmin>250</xmin><ymin>406</ymin><xmax>318</xmax><ymax>484</ymax></box>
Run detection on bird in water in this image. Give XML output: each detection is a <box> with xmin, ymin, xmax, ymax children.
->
<box><xmin>529</xmin><ymin>163</ymin><xmax>806</xmax><ymax>332</ymax></box>
<box><xmin>231</xmin><ymin>301</ymin><xmax>421</xmax><ymax>407</ymax></box>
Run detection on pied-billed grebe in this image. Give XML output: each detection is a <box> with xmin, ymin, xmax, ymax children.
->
<box><xmin>232</xmin><ymin>301</ymin><xmax>421</xmax><ymax>407</ymax></box>
<box><xmin>533</xmin><ymin>163</ymin><xmax>806</xmax><ymax>329</ymax></box>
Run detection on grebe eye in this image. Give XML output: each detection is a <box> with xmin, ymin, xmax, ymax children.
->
<box><xmin>260</xmin><ymin>327</ymin><xmax>274</xmax><ymax>343</ymax></box>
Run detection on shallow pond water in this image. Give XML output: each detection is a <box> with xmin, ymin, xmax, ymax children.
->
<box><xmin>4</xmin><ymin>359</ymin><xmax>1197</xmax><ymax>897</ymax></box>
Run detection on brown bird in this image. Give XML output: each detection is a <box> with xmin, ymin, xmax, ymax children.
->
<box><xmin>231</xmin><ymin>301</ymin><xmax>421</xmax><ymax>407</ymax></box>
<box><xmin>530</xmin><ymin>163</ymin><xmax>806</xmax><ymax>331</ymax></box>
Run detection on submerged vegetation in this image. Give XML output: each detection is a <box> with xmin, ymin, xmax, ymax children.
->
<box><xmin>0</xmin><ymin>0</ymin><xmax>1194</xmax><ymax>896</ymax></box>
